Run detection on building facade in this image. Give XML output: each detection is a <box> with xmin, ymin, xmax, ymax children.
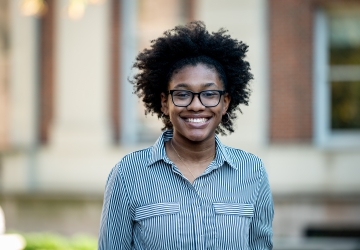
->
<box><xmin>0</xmin><ymin>0</ymin><xmax>359</xmax><ymax>244</ymax></box>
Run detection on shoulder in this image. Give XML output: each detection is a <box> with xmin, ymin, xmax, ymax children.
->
<box><xmin>119</xmin><ymin>147</ymin><xmax>152</xmax><ymax>165</ymax></box>
<box><xmin>224</xmin><ymin>145</ymin><xmax>263</xmax><ymax>163</ymax></box>
<box><xmin>111</xmin><ymin>146</ymin><xmax>153</xmax><ymax>177</ymax></box>
<box><xmin>222</xmin><ymin>144</ymin><xmax>266</xmax><ymax>175</ymax></box>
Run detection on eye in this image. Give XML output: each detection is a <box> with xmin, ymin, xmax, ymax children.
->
<box><xmin>173</xmin><ymin>91</ymin><xmax>191</xmax><ymax>98</ymax></box>
<box><xmin>202</xmin><ymin>91</ymin><xmax>219</xmax><ymax>98</ymax></box>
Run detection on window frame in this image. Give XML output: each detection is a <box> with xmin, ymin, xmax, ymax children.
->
<box><xmin>313</xmin><ymin>8</ymin><xmax>360</xmax><ymax>148</ymax></box>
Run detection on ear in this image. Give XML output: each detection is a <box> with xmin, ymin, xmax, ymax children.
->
<box><xmin>161</xmin><ymin>92</ymin><xmax>169</xmax><ymax>115</ymax></box>
<box><xmin>222</xmin><ymin>93</ymin><xmax>231</xmax><ymax>115</ymax></box>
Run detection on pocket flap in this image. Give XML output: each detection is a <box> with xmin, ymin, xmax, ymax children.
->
<box><xmin>213</xmin><ymin>203</ymin><xmax>254</xmax><ymax>217</ymax></box>
<box><xmin>134</xmin><ymin>202</ymin><xmax>180</xmax><ymax>221</ymax></box>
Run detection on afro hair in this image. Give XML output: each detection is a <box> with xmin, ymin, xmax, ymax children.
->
<box><xmin>131</xmin><ymin>21</ymin><xmax>253</xmax><ymax>135</ymax></box>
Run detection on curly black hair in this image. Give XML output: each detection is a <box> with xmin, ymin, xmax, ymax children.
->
<box><xmin>131</xmin><ymin>21</ymin><xmax>253</xmax><ymax>135</ymax></box>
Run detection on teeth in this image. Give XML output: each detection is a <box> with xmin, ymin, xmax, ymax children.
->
<box><xmin>186</xmin><ymin>118</ymin><xmax>208</xmax><ymax>123</ymax></box>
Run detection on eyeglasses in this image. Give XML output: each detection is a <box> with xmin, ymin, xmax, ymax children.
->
<box><xmin>168</xmin><ymin>90</ymin><xmax>226</xmax><ymax>107</ymax></box>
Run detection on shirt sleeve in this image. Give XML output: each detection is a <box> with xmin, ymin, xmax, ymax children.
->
<box><xmin>98</xmin><ymin>166</ymin><xmax>133</xmax><ymax>250</ymax></box>
<box><xmin>249</xmin><ymin>167</ymin><xmax>274</xmax><ymax>250</ymax></box>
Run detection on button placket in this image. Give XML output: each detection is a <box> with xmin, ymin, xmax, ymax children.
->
<box><xmin>192</xmin><ymin>201</ymin><xmax>205</xmax><ymax>250</ymax></box>
<box><xmin>196</xmin><ymin>169</ymin><xmax>218</xmax><ymax>249</ymax></box>
<box><xmin>190</xmin><ymin>179</ymin><xmax>209</xmax><ymax>250</ymax></box>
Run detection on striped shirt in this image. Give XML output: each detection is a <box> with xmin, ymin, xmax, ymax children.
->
<box><xmin>98</xmin><ymin>130</ymin><xmax>274</xmax><ymax>250</ymax></box>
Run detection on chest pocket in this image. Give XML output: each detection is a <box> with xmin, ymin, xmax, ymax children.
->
<box><xmin>213</xmin><ymin>203</ymin><xmax>254</xmax><ymax>250</ymax></box>
<box><xmin>134</xmin><ymin>202</ymin><xmax>180</xmax><ymax>250</ymax></box>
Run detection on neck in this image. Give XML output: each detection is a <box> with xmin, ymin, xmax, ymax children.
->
<box><xmin>170</xmin><ymin>135</ymin><xmax>216</xmax><ymax>162</ymax></box>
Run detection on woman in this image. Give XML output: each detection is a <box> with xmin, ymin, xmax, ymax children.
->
<box><xmin>98</xmin><ymin>21</ymin><xmax>273</xmax><ymax>250</ymax></box>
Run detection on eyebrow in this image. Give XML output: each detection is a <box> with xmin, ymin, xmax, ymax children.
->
<box><xmin>173</xmin><ymin>82</ymin><xmax>216</xmax><ymax>88</ymax></box>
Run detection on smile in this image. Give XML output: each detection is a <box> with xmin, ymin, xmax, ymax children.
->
<box><xmin>185</xmin><ymin>118</ymin><xmax>209</xmax><ymax>123</ymax></box>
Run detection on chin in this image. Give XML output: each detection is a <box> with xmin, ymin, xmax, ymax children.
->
<box><xmin>183</xmin><ymin>130</ymin><xmax>215</xmax><ymax>142</ymax></box>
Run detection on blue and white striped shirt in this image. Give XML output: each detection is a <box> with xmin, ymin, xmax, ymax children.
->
<box><xmin>98</xmin><ymin>130</ymin><xmax>274</xmax><ymax>250</ymax></box>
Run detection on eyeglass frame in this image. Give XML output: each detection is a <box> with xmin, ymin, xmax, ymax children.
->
<box><xmin>167</xmin><ymin>89</ymin><xmax>227</xmax><ymax>108</ymax></box>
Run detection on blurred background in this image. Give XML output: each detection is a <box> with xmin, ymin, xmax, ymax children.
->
<box><xmin>0</xmin><ymin>0</ymin><xmax>360</xmax><ymax>249</ymax></box>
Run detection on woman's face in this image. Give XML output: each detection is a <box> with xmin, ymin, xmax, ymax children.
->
<box><xmin>161</xmin><ymin>63</ymin><xmax>231</xmax><ymax>143</ymax></box>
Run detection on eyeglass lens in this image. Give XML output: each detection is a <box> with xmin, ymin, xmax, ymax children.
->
<box><xmin>172</xmin><ymin>90</ymin><xmax>222</xmax><ymax>107</ymax></box>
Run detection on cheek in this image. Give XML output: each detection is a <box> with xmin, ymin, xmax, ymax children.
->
<box><xmin>168</xmin><ymin>106</ymin><xmax>178</xmax><ymax>121</ymax></box>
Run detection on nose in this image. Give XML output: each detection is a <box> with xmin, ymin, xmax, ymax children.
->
<box><xmin>187</xmin><ymin>93</ymin><xmax>205</xmax><ymax>111</ymax></box>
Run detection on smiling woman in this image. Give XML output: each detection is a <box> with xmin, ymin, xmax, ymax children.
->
<box><xmin>161</xmin><ymin>64</ymin><xmax>230</xmax><ymax>146</ymax></box>
<box><xmin>98</xmin><ymin>21</ymin><xmax>274</xmax><ymax>250</ymax></box>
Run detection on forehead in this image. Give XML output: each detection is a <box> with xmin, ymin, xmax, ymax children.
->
<box><xmin>169</xmin><ymin>64</ymin><xmax>223</xmax><ymax>89</ymax></box>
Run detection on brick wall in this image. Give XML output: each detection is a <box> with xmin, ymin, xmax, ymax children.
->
<box><xmin>269</xmin><ymin>0</ymin><xmax>314</xmax><ymax>142</ymax></box>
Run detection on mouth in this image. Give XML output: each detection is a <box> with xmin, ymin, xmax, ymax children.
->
<box><xmin>185</xmin><ymin>117</ymin><xmax>209</xmax><ymax>123</ymax></box>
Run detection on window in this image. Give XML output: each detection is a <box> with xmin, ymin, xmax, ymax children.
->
<box><xmin>313</xmin><ymin>8</ymin><xmax>360</xmax><ymax>148</ymax></box>
<box><xmin>329</xmin><ymin>10</ymin><xmax>360</xmax><ymax>130</ymax></box>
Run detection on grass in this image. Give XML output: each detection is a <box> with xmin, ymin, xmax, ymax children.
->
<box><xmin>21</xmin><ymin>233</ymin><xmax>97</xmax><ymax>250</ymax></box>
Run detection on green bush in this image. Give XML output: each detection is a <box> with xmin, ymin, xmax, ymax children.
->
<box><xmin>22</xmin><ymin>233</ymin><xmax>97</xmax><ymax>250</ymax></box>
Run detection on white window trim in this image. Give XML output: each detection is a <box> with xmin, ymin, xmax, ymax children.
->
<box><xmin>313</xmin><ymin>8</ymin><xmax>360</xmax><ymax>149</ymax></box>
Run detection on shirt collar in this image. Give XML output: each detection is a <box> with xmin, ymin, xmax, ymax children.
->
<box><xmin>147</xmin><ymin>130</ymin><xmax>237</xmax><ymax>170</ymax></box>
